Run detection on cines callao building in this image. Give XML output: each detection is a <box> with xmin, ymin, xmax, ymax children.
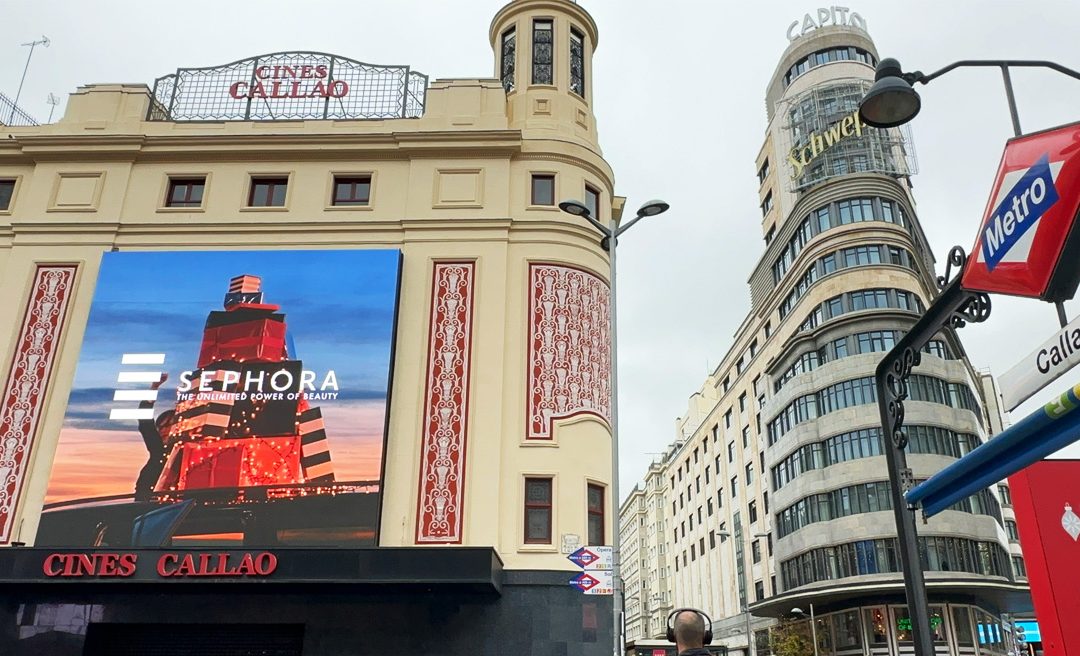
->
<box><xmin>0</xmin><ymin>1</ymin><xmax>624</xmax><ymax>654</ymax></box>
<box><xmin>620</xmin><ymin>9</ymin><xmax>1030</xmax><ymax>656</ymax></box>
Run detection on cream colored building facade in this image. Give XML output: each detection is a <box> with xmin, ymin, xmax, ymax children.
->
<box><xmin>0</xmin><ymin>2</ymin><xmax>627</xmax><ymax>654</ymax></box>
<box><xmin>621</xmin><ymin>17</ymin><xmax>1028</xmax><ymax>656</ymax></box>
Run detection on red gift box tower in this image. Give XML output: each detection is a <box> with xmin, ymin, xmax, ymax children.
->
<box><xmin>155</xmin><ymin>274</ymin><xmax>335</xmax><ymax>494</ymax></box>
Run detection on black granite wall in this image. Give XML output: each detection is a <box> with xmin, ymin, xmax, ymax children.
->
<box><xmin>0</xmin><ymin>570</ymin><xmax>614</xmax><ymax>656</ymax></box>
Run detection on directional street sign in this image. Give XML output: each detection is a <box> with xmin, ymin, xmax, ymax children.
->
<box><xmin>567</xmin><ymin>546</ymin><xmax>612</xmax><ymax>570</ymax></box>
<box><xmin>1000</xmin><ymin>314</ymin><xmax>1080</xmax><ymax>410</ymax></box>
<box><xmin>569</xmin><ymin>570</ymin><xmax>614</xmax><ymax>595</ymax></box>
<box><xmin>962</xmin><ymin>121</ymin><xmax>1080</xmax><ymax>302</ymax></box>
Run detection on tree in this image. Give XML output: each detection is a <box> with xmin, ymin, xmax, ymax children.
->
<box><xmin>769</xmin><ymin>618</ymin><xmax>815</xmax><ymax>656</ymax></box>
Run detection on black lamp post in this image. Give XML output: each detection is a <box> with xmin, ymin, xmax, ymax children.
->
<box><xmin>858</xmin><ymin>58</ymin><xmax>1080</xmax><ymax>656</ymax></box>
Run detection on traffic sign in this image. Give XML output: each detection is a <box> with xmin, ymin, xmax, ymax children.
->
<box><xmin>569</xmin><ymin>570</ymin><xmax>613</xmax><ymax>595</ymax></box>
<box><xmin>567</xmin><ymin>546</ymin><xmax>612</xmax><ymax>570</ymax></box>
<box><xmin>962</xmin><ymin>121</ymin><xmax>1080</xmax><ymax>302</ymax></box>
<box><xmin>1000</xmin><ymin>314</ymin><xmax>1080</xmax><ymax>410</ymax></box>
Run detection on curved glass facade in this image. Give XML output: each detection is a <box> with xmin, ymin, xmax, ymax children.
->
<box><xmin>767</xmin><ymin>374</ymin><xmax>981</xmax><ymax>445</ymax></box>
<box><xmin>780</xmin><ymin>536</ymin><xmax>1011</xmax><ymax>589</ymax></box>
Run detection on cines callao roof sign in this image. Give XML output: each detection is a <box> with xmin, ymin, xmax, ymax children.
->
<box><xmin>962</xmin><ymin>121</ymin><xmax>1080</xmax><ymax>301</ymax></box>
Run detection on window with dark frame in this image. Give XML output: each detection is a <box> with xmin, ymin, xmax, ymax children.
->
<box><xmin>0</xmin><ymin>179</ymin><xmax>16</xmax><ymax>211</ymax></box>
<box><xmin>585</xmin><ymin>184</ymin><xmax>600</xmax><ymax>220</ymax></box>
<box><xmin>332</xmin><ymin>175</ymin><xmax>372</xmax><ymax>206</ymax></box>
<box><xmin>532</xmin><ymin>19</ymin><xmax>554</xmax><ymax>85</ymax></box>
<box><xmin>587</xmin><ymin>483</ymin><xmax>604</xmax><ymax>545</ymax></box>
<box><xmin>525</xmin><ymin>477</ymin><xmax>553</xmax><ymax>544</ymax></box>
<box><xmin>531</xmin><ymin>174</ymin><xmax>555</xmax><ymax>206</ymax></box>
<box><xmin>248</xmin><ymin>176</ymin><xmax>289</xmax><ymax>207</ymax></box>
<box><xmin>501</xmin><ymin>27</ymin><xmax>516</xmax><ymax>92</ymax></box>
<box><xmin>165</xmin><ymin>177</ymin><xmax>205</xmax><ymax>208</ymax></box>
<box><xmin>570</xmin><ymin>28</ymin><xmax>585</xmax><ymax>97</ymax></box>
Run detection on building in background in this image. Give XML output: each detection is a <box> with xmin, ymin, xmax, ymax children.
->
<box><xmin>0</xmin><ymin>2</ymin><xmax>622</xmax><ymax>654</ymax></box>
<box><xmin>620</xmin><ymin>12</ymin><xmax>1029</xmax><ymax>656</ymax></box>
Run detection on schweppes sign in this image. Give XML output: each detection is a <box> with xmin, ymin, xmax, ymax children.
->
<box><xmin>788</xmin><ymin>109</ymin><xmax>867</xmax><ymax>179</ymax></box>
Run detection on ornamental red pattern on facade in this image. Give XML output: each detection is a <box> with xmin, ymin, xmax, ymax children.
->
<box><xmin>0</xmin><ymin>265</ymin><xmax>78</xmax><ymax>543</ymax></box>
<box><xmin>415</xmin><ymin>262</ymin><xmax>475</xmax><ymax>543</ymax></box>
<box><xmin>527</xmin><ymin>264</ymin><xmax>611</xmax><ymax>440</ymax></box>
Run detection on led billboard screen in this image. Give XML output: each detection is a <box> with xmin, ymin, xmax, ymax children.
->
<box><xmin>37</xmin><ymin>249</ymin><xmax>401</xmax><ymax>548</ymax></box>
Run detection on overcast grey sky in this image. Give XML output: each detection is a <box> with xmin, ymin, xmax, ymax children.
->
<box><xmin>6</xmin><ymin>1</ymin><xmax>1080</xmax><ymax>496</ymax></box>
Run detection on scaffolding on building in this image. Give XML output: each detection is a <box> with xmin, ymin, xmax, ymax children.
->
<box><xmin>780</xmin><ymin>78</ymin><xmax>917</xmax><ymax>193</ymax></box>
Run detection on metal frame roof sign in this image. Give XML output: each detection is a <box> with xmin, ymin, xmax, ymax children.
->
<box><xmin>962</xmin><ymin>121</ymin><xmax>1080</xmax><ymax>301</ymax></box>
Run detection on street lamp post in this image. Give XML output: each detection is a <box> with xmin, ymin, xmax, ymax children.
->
<box><xmin>559</xmin><ymin>197</ymin><xmax>671</xmax><ymax>656</ymax></box>
<box><xmin>718</xmin><ymin>530</ymin><xmax>769</xmax><ymax>656</ymax></box>
<box><xmin>858</xmin><ymin>57</ymin><xmax>1080</xmax><ymax>656</ymax></box>
<box><xmin>790</xmin><ymin>605</ymin><xmax>819</xmax><ymax>656</ymax></box>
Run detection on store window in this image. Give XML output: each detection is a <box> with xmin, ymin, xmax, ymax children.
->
<box><xmin>832</xmin><ymin>610</ymin><xmax>861</xmax><ymax>650</ymax></box>
<box><xmin>524</xmin><ymin>477</ymin><xmax>553</xmax><ymax>543</ymax></box>
<box><xmin>248</xmin><ymin>176</ymin><xmax>288</xmax><ymax>207</ymax></box>
<box><xmin>165</xmin><ymin>177</ymin><xmax>205</xmax><ymax>208</ymax></box>
<box><xmin>531</xmin><ymin>174</ymin><xmax>555</xmax><ymax>206</ymax></box>
<box><xmin>331</xmin><ymin>175</ymin><xmax>371</xmax><ymax>206</ymax></box>
<box><xmin>952</xmin><ymin>606</ymin><xmax>975</xmax><ymax>646</ymax></box>
<box><xmin>865</xmin><ymin>607</ymin><xmax>888</xmax><ymax>645</ymax></box>
<box><xmin>532</xmin><ymin>20</ymin><xmax>554</xmax><ymax>85</ymax></box>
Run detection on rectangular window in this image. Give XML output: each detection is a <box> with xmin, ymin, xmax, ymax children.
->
<box><xmin>742</xmin><ymin>426</ymin><xmax>751</xmax><ymax>449</ymax></box>
<box><xmin>725</xmin><ymin>409</ymin><xmax>732</xmax><ymax>428</ymax></box>
<box><xmin>731</xmin><ymin>476</ymin><xmax>738</xmax><ymax>498</ymax></box>
<box><xmin>1012</xmin><ymin>555</ymin><xmax>1026</xmax><ymax>577</ymax></box>
<box><xmin>0</xmin><ymin>179</ymin><xmax>14</xmax><ymax>210</ymax></box>
<box><xmin>754</xmin><ymin>580</ymin><xmax>764</xmax><ymax>600</ymax></box>
<box><xmin>332</xmin><ymin>175</ymin><xmax>372</xmax><ymax>206</ymax></box>
<box><xmin>752</xmin><ymin>540</ymin><xmax>762</xmax><ymax>563</ymax></box>
<box><xmin>531</xmin><ymin>174</ymin><xmax>555</xmax><ymax>206</ymax></box>
<box><xmin>748</xmin><ymin>499</ymin><xmax>757</xmax><ymax>523</ymax></box>
<box><xmin>587</xmin><ymin>483</ymin><xmax>604</xmax><ymax>545</ymax></box>
<box><xmin>532</xmin><ymin>20</ymin><xmax>554</xmax><ymax>85</ymax></box>
<box><xmin>739</xmin><ymin>393</ymin><xmax>747</xmax><ymax>412</ymax></box>
<box><xmin>760</xmin><ymin>190</ymin><xmax>774</xmax><ymax>217</ymax></box>
<box><xmin>758</xmin><ymin>159</ymin><xmax>770</xmax><ymax>184</ymax></box>
<box><xmin>500</xmin><ymin>27</ymin><xmax>516</xmax><ymax>92</ymax></box>
<box><xmin>569</xmin><ymin>28</ymin><xmax>585</xmax><ymax>96</ymax></box>
<box><xmin>165</xmin><ymin>177</ymin><xmax>205</xmax><ymax>208</ymax></box>
<box><xmin>524</xmin><ymin>477</ymin><xmax>553</xmax><ymax>544</ymax></box>
<box><xmin>1005</xmin><ymin>519</ymin><xmax>1019</xmax><ymax>542</ymax></box>
<box><xmin>584</xmin><ymin>184</ymin><xmax>600</xmax><ymax>220</ymax></box>
<box><xmin>728</xmin><ymin>441</ymin><xmax>735</xmax><ymax>463</ymax></box>
<box><xmin>248</xmin><ymin>176</ymin><xmax>288</xmax><ymax>207</ymax></box>
<box><xmin>998</xmin><ymin>484</ymin><xmax>1012</xmax><ymax>506</ymax></box>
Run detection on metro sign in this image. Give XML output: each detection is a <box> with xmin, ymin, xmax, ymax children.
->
<box><xmin>962</xmin><ymin>121</ymin><xmax>1080</xmax><ymax>301</ymax></box>
<box><xmin>568</xmin><ymin>570</ymin><xmax>613</xmax><ymax>595</ymax></box>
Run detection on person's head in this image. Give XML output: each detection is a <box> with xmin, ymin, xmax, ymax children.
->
<box><xmin>665</xmin><ymin>609</ymin><xmax>708</xmax><ymax>652</ymax></box>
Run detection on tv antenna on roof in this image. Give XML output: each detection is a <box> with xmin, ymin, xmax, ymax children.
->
<box><xmin>11</xmin><ymin>36</ymin><xmax>50</xmax><ymax>125</ymax></box>
<box><xmin>46</xmin><ymin>93</ymin><xmax>60</xmax><ymax>122</ymax></box>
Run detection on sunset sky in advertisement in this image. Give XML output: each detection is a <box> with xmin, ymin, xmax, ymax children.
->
<box><xmin>46</xmin><ymin>249</ymin><xmax>399</xmax><ymax>505</ymax></box>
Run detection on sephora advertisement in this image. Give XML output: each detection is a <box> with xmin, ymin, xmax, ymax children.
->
<box><xmin>38</xmin><ymin>249</ymin><xmax>401</xmax><ymax>548</ymax></box>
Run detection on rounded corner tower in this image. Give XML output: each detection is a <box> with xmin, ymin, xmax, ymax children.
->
<box><xmin>489</xmin><ymin>0</ymin><xmax>603</xmax><ymax>153</ymax></box>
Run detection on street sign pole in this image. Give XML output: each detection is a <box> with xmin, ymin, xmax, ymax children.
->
<box><xmin>875</xmin><ymin>268</ymin><xmax>992</xmax><ymax>656</ymax></box>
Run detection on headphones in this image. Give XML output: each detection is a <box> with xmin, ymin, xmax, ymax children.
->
<box><xmin>666</xmin><ymin>607</ymin><xmax>713</xmax><ymax>645</ymax></box>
